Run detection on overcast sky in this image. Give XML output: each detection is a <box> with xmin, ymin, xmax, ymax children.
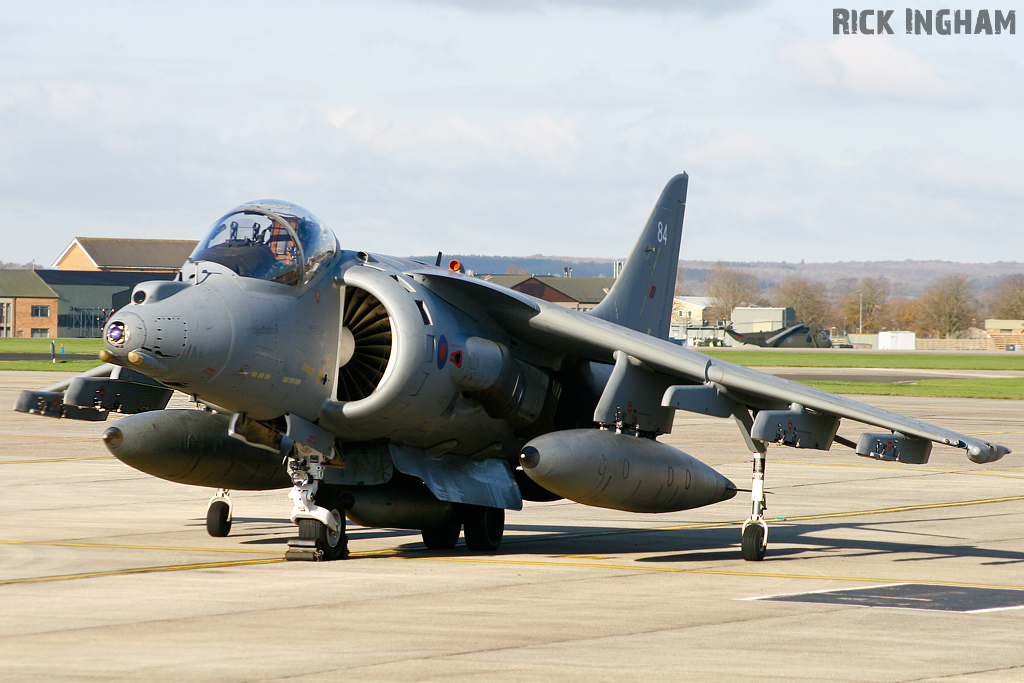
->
<box><xmin>4</xmin><ymin>1</ymin><xmax>1022</xmax><ymax>267</ymax></box>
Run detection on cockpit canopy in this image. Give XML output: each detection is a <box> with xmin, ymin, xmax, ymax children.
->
<box><xmin>190</xmin><ymin>200</ymin><xmax>338</xmax><ymax>286</ymax></box>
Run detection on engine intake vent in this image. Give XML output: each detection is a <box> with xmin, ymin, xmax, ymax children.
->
<box><xmin>337</xmin><ymin>287</ymin><xmax>392</xmax><ymax>401</ymax></box>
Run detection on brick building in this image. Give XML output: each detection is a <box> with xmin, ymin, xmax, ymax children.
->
<box><xmin>477</xmin><ymin>275</ymin><xmax>613</xmax><ymax>311</ymax></box>
<box><xmin>0</xmin><ymin>270</ymin><xmax>59</xmax><ymax>338</ymax></box>
<box><xmin>52</xmin><ymin>238</ymin><xmax>198</xmax><ymax>272</ymax></box>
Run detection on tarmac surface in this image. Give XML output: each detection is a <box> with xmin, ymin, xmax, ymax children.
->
<box><xmin>1</xmin><ymin>370</ymin><xmax>1023</xmax><ymax>682</ymax></box>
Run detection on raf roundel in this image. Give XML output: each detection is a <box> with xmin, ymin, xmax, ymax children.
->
<box><xmin>436</xmin><ymin>335</ymin><xmax>448</xmax><ymax>370</ymax></box>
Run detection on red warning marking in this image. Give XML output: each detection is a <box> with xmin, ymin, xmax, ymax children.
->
<box><xmin>315</xmin><ymin>289</ymin><xmax>321</xmax><ymax>304</ymax></box>
<box><xmin>649</xmin><ymin>285</ymin><xmax>657</xmax><ymax>298</ymax></box>
<box><xmin>450</xmin><ymin>350</ymin><xmax>463</xmax><ymax>368</ymax></box>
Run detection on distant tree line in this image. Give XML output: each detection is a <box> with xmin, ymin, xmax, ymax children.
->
<box><xmin>703</xmin><ymin>264</ymin><xmax>1024</xmax><ymax>339</ymax></box>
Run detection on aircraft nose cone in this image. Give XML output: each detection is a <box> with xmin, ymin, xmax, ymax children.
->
<box><xmin>101</xmin><ymin>284</ymin><xmax>232</xmax><ymax>388</ymax></box>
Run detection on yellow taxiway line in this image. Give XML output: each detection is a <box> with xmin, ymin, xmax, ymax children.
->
<box><xmin>0</xmin><ymin>558</ymin><xmax>285</xmax><ymax>586</ymax></box>
<box><xmin>0</xmin><ymin>456</ymin><xmax>116</xmax><ymax>465</ymax></box>
<box><xmin>0</xmin><ymin>539</ymin><xmax>284</xmax><ymax>554</ymax></box>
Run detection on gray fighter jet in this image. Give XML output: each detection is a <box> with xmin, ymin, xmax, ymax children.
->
<box><xmin>15</xmin><ymin>175</ymin><xmax>1010</xmax><ymax>562</ymax></box>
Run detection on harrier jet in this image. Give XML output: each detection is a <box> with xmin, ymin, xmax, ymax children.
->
<box><xmin>16</xmin><ymin>174</ymin><xmax>1009</xmax><ymax>562</ymax></box>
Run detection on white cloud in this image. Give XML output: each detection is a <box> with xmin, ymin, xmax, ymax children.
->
<box><xmin>775</xmin><ymin>37</ymin><xmax>964</xmax><ymax>104</ymax></box>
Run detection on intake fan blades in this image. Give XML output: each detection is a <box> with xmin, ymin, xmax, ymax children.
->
<box><xmin>336</xmin><ymin>287</ymin><xmax>392</xmax><ymax>401</ymax></box>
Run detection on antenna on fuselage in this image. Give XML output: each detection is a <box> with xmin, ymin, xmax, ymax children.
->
<box><xmin>435</xmin><ymin>251</ymin><xmax>443</xmax><ymax>267</ymax></box>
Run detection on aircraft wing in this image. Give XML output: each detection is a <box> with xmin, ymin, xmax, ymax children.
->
<box><xmin>417</xmin><ymin>270</ymin><xmax>1009</xmax><ymax>465</ymax></box>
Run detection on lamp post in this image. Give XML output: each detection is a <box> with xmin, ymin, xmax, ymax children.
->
<box><xmin>858</xmin><ymin>290</ymin><xmax>863</xmax><ymax>334</ymax></box>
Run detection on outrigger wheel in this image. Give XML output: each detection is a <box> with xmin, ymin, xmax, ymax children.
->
<box><xmin>206</xmin><ymin>489</ymin><xmax>232</xmax><ymax>537</ymax></box>
<box><xmin>741</xmin><ymin>521</ymin><xmax>767</xmax><ymax>562</ymax></box>
<box><xmin>206</xmin><ymin>501</ymin><xmax>231</xmax><ymax>537</ymax></box>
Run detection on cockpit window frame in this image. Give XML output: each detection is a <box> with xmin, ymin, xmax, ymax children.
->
<box><xmin>213</xmin><ymin>206</ymin><xmax>306</xmax><ymax>284</ymax></box>
<box><xmin>191</xmin><ymin>200</ymin><xmax>338</xmax><ymax>288</ymax></box>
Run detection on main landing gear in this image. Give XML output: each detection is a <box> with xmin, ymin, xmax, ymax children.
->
<box><xmin>419</xmin><ymin>504</ymin><xmax>505</xmax><ymax>551</ymax></box>
<box><xmin>462</xmin><ymin>504</ymin><xmax>504</xmax><ymax>551</ymax></box>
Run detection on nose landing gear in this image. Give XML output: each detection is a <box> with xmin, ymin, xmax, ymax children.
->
<box><xmin>285</xmin><ymin>453</ymin><xmax>348</xmax><ymax>561</ymax></box>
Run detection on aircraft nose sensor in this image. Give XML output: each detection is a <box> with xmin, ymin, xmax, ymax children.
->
<box><xmin>106</xmin><ymin>320</ymin><xmax>128</xmax><ymax>346</ymax></box>
<box><xmin>102</xmin><ymin>311</ymin><xmax>147</xmax><ymax>357</ymax></box>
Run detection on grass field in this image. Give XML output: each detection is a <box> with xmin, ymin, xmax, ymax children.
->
<box><xmin>0</xmin><ymin>360</ymin><xmax>104</xmax><ymax>372</ymax></box>
<box><xmin>698</xmin><ymin>349</ymin><xmax>1024</xmax><ymax>371</ymax></box>
<box><xmin>0</xmin><ymin>338</ymin><xmax>105</xmax><ymax>355</ymax></box>
<box><xmin>805</xmin><ymin>378</ymin><xmax>1024</xmax><ymax>400</ymax></box>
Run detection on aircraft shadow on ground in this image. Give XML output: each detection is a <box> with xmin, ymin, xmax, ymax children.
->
<box><xmin>211</xmin><ymin>513</ymin><xmax>1024</xmax><ymax>566</ymax></box>
<box><xmin>633</xmin><ymin>515</ymin><xmax>1024</xmax><ymax>566</ymax></box>
<box><xmin>401</xmin><ymin>514</ymin><xmax>1024</xmax><ymax>566</ymax></box>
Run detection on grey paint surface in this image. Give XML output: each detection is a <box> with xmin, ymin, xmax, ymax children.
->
<box><xmin>3</xmin><ymin>371</ymin><xmax>1023</xmax><ymax>681</ymax></box>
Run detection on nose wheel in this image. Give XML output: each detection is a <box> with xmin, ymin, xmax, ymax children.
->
<box><xmin>285</xmin><ymin>453</ymin><xmax>349</xmax><ymax>561</ymax></box>
<box><xmin>289</xmin><ymin>509</ymin><xmax>348</xmax><ymax>561</ymax></box>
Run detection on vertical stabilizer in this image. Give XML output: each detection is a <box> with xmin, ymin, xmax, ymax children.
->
<box><xmin>589</xmin><ymin>173</ymin><xmax>687</xmax><ymax>339</ymax></box>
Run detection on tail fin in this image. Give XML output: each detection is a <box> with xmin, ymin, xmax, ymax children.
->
<box><xmin>590</xmin><ymin>173</ymin><xmax>687</xmax><ymax>339</ymax></box>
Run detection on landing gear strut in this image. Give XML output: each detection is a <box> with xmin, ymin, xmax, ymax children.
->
<box><xmin>285</xmin><ymin>452</ymin><xmax>348</xmax><ymax>561</ymax></box>
<box><xmin>732</xmin><ymin>408</ymin><xmax>769</xmax><ymax>561</ymax></box>
<box><xmin>206</xmin><ymin>489</ymin><xmax>232</xmax><ymax>537</ymax></box>
<box><xmin>741</xmin><ymin>450</ymin><xmax>768</xmax><ymax>562</ymax></box>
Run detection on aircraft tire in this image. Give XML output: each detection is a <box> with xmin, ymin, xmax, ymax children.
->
<box><xmin>741</xmin><ymin>524</ymin><xmax>766</xmax><ymax>562</ymax></box>
<box><xmin>462</xmin><ymin>505</ymin><xmax>504</xmax><ymax>551</ymax></box>
<box><xmin>206</xmin><ymin>500</ymin><xmax>231</xmax><ymax>537</ymax></box>
<box><xmin>299</xmin><ymin>511</ymin><xmax>348</xmax><ymax>561</ymax></box>
<box><xmin>421</xmin><ymin>518</ymin><xmax>462</xmax><ymax>550</ymax></box>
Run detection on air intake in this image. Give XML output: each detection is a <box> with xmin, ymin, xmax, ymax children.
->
<box><xmin>337</xmin><ymin>287</ymin><xmax>392</xmax><ymax>401</ymax></box>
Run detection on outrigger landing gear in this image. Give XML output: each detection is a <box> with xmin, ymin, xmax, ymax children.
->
<box><xmin>733</xmin><ymin>408</ymin><xmax>769</xmax><ymax>561</ymax></box>
<box><xmin>285</xmin><ymin>453</ymin><xmax>348</xmax><ymax>561</ymax></box>
<box><xmin>206</xmin><ymin>488</ymin><xmax>232</xmax><ymax>537</ymax></box>
<box><xmin>741</xmin><ymin>450</ymin><xmax>768</xmax><ymax>562</ymax></box>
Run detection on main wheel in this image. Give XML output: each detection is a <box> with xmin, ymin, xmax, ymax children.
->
<box><xmin>741</xmin><ymin>523</ymin><xmax>767</xmax><ymax>562</ymax></box>
<box><xmin>462</xmin><ymin>505</ymin><xmax>504</xmax><ymax>551</ymax></box>
<box><xmin>298</xmin><ymin>509</ymin><xmax>348</xmax><ymax>561</ymax></box>
<box><xmin>422</xmin><ymin>518</ymin><xmax>462</xmax><ymax>550</ymax></box>
<box><xmin>206</xmin><ymin>500</ymin><xmax>231</xmax><ymax>537</ymax></box>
